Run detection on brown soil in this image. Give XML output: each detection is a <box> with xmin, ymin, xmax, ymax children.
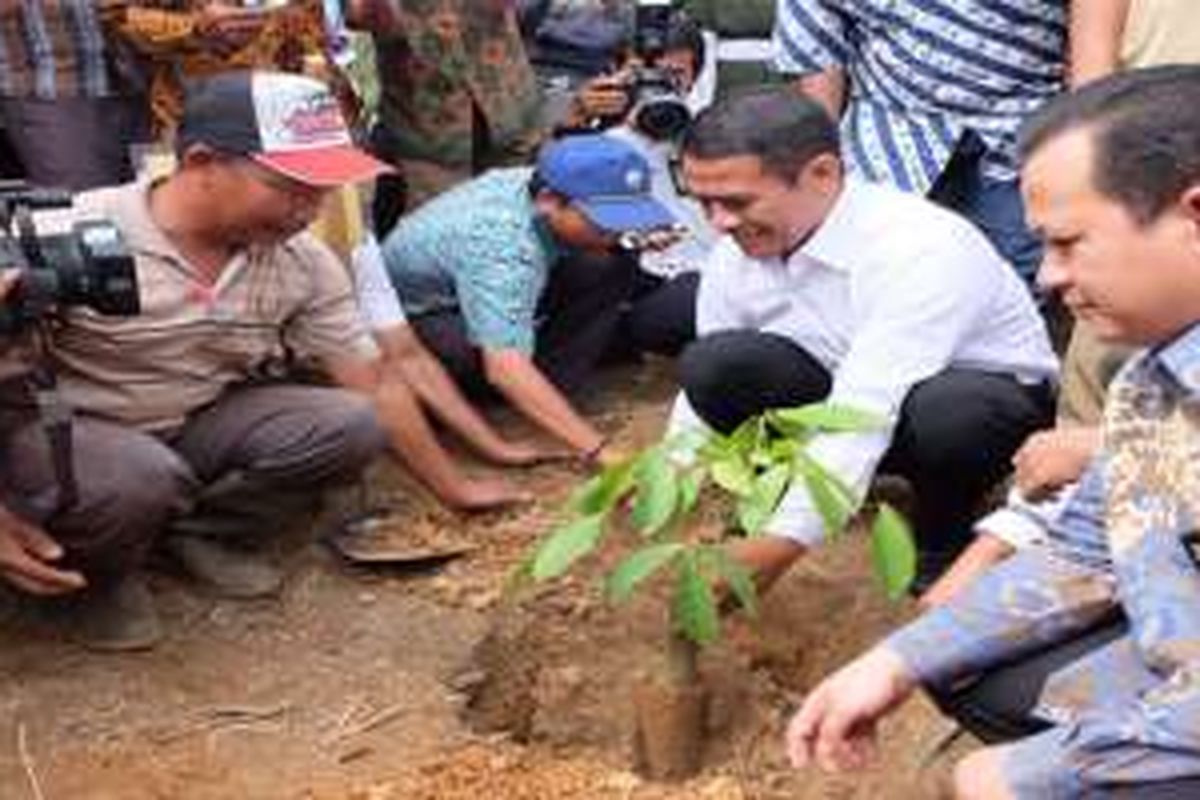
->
<box><xmin>0</xmin><ymin>361</ymin><xmax>971</xmax><ymax>799</ymax></box>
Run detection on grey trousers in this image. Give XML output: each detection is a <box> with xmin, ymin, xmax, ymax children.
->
<box><xmin>0</xmin><ymin>385</ymin><xmax>387</xmax><ymax>585</ymax></box>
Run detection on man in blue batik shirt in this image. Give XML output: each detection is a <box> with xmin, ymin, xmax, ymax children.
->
<box><xmin>786</xmin><ymin>67</ymin><xmax>1200</xmax><ymax>799</ymax></box>
<box><xmin>772</xmin><ymin>0</ymin><xmax>1093</xmax><ymax>284</ymax></box>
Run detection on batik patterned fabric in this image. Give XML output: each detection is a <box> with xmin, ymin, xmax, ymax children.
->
<box><xmin>108</xmin><ymin>0</ymin><xmax>353</xmax><ymax>135</ymax></box>
<box><xmin>772</xmin><ymin>0</ymin><xmax>1067</xmax><ymax>192</ymax></box>
<box><xmin>353</xmin><ymin>0</ymin><xmax>544</xmax><ymax>207</ymax></box>
<box><xmin>885</xmin><ymin>323</ymin><xmax>1200</xmax><ymax>797</ymax></box>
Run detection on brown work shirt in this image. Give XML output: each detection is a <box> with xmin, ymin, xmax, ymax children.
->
<box><xmin>44</xmin><ymin>178</ymin><xmax>376</xmax><ymax>432</ymax></box>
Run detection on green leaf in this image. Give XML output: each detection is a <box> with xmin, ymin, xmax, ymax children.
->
<box><xmin>736</xmin><ymin>462</ymin><xmax>791</xmax><ymax>535</ymax></box>
<box><xmin>710</xmin><ymin>454</ymin><xmax>755</xmax><ymax>496</ymax></box>
<box><xmin>672</xmin><ymin>552</ymin><xmax>720</xmax><ymax>646</ymax></box>
<box><xmin>771</xmin><ymin>403</ymin><xmax>883</xmax><ymax>434</ymax></box>
<box><xmin>530</xmin><ymin>513</ymin><xmax>606</xmax><ymax>581</ymax></box>
<box><xmin>569</xmin><ymin>459</ymin><xmax>635</xmax><ymax>516</ymax></box>
<box><xmin>769</xmin><ymin>437</ymin><xmax>799</xmax><ymax>463</ymax></box>
<box><xmin>607</xmin><ymin>543</ymin><xmax>685</xmax><ymax>603</ymax></box>
<box><xmin>630</xmin><ymin>449</ymin><xmax>680</xmax><ymax>535</ymax></box>
<box><xmin>708</xmin><ymin>547</ymin><xmax>758</xmax><ymax>618</ymax></box>
<box><xmin>870</xmin><ymin>503</ymin><xmax>918</xmax><ymax>600</ymax></box>
<box><xmin>678</xmin><ymin>470</ymin><xmax>704</xmax><ymax>515</ymax></box>
<box><xmin>795</xmin><ymin>452</ymin><xmax>853</xmax><ymax>537</ymax></box>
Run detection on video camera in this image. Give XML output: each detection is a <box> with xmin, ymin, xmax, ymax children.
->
<box><xmin>0</xmin><ymin>181</ymin><xmax>139</xmax><ymax>335</ymax></box>
<box><xmin>624</xmin><ymin>0</ymin><xmax>692</xmax><ymax>141</ymax></box>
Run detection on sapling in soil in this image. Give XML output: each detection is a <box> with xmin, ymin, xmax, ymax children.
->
<box><xmin>517</xmin><ymin>402</ymin><xmax>917</xmax><ymax>780</ymax></box>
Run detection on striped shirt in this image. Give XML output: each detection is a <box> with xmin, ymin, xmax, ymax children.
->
<box><xmin>772</xmin><ymin>0</ymin><xmax>1068</xmax><ymax>192</ymax></box>
<box><xmin>0</xmin><ymin>0</ymin><xmax>116</xmax><ymax>99</ymax></box>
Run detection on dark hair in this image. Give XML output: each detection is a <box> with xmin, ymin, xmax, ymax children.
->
<box><xmin>1018</xmin><ymin>65</ymin><xmax>1200</xmax><ymax>225</ymax></box>
<box><xmin>680</xmin><ymin>87</ymin><xmax>839</xmax><ymax>181</ymax></box>
<box><xmin>618</xmin><ymin>10</ymin><xmax>706</xmax><ymax>75</ymax></box>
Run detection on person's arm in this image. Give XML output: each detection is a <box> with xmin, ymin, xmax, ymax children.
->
<box><xmin>916</xmin><ymin>532</ymin><xmax>1014</xmax><ymax>608</ymax></box>
<box><xmin>325</xmin><ymin>354</ymin><xmax>528</xmax><ymax>510</ymax></box>
<box><xmin>294</xmin><ymin>237</ymin><xmax>525</xmax><ymax>510</ymax></box>
<box><xmin>790</xmin><ymin>546</ymin><xmax>1117</xmax><ymax>774</ymax></box>
<box><xmin>793</xmin><ymin>68</ymin><xmax>847</xmax><ymax>121</ymax></box>
<box><xmin>1068</xmin><ymin>0</ymin><xmax>1127</xmax><ymax>88</ymax></box>
<box><xmin>773</xmin><ymin>0</ymin><xmax>852</xmax><ymax>119</ymax></box>
<box><xmin>375</xmin><ymin>324</ymin><xmax>559</xmax><ymax>466</ymax></box>
<box><xmin>741</xmin><ymin>234</ymin><xmax>995</xmax><ymax>585</ymax></box>
<box><xmin>482</xmin><ymin>348</ymin><xmax>611</xmax><ymax>462</ymax></box>
<box><xmin>0</xmin><ymin>498</ymin><xmax>86</xmax><ymax>595</ymax></box>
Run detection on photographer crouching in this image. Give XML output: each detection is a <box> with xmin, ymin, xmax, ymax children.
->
<box><xmin>557</xmin><ymin>3</ymin><xmax>717</xmax><ymax>357</ymax></box>
<box><xmin>0</xmin><ymin>71</ymin><xmax>396</xmax><ymax>651</ymax></box>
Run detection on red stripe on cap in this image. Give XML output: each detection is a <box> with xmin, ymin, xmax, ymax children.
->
<box><xmin>253</xmin><ymin>146</ymin><xmax>393</xmax><ymax>188</ymax></box>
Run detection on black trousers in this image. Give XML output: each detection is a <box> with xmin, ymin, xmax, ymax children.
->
<box><xmin>410</xmin><ymin>250</ymin><xmax>638</xmax><ymax>398</ymax></box>
<box><xmin>932</xmin><ymin>614</ymin><xmax>1200</xmax><ymax>798</ymax></box>
<box><xmin>678</xmin><ymin>330</ymin><xmax>1055</xmax><ymax>580</ymax></box>
<box><xmin>618</xmin><ymin>271</ymin><xmax>700</xmax><ymax>359</ymax></box>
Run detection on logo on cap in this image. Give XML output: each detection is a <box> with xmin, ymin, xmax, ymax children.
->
<box><xmin>281</xmin><ymin>94</ymin><xmax>345</xmax><ymax>145</ymax></box>
<box><xmin>625</xmin><ymin>169</ymin><xmax>647</xmax><ymax>192</ymax></box>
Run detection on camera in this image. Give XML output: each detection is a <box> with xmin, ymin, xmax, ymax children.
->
<box><xmin>0</xmin><ymin>181</ymin><xmax>140</xmax><ymax>335</ymax></box>
<box><xmin>625</xmin><ymin>0</ymin><xmax>691</xmax><ymax>141</ymax></box>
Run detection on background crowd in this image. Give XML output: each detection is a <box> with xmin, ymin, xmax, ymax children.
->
<box><xmin>1</xmin><ymin>2</ymin><xmax>1199</xmax><ymax>799</ymax></box>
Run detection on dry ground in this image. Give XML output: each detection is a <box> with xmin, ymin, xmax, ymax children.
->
<box><xmin>0</xmin><ymin>362</ymin><xmax>970</xmax><ymax>799</ymax></box>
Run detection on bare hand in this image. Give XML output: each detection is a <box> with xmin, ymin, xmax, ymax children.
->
<box><xmin>447</xmin><ymin>476</ymin><xmax>532</xmax><ymax>512</ymax></box>
<box><xmin>1012</xmin><ymin>426</ymin><xmax>1101</xmax><ymax>500</ymax></box>
<box><xmin>0</xmin><ymin>269</ymin><xmax>18</xmax><ymax>300</ymax></box>
<box><xmin>486</xmin><ymin>440</ymin><xmax>572</xmax><ymax>468</ymax></box>
<box><xmin>786</xmin><ymin>646</ymin><xmax>916</xmax><ymax>773</ymax></box>
<box><xmin>0</xmin><ymin>504</ymin><xmax>86</xmax><ymax>595</ymax></box>
<box><xmin>571</xmin><ymin>73</ymin><xmax>633</xmax><ymax>122</ymax></box>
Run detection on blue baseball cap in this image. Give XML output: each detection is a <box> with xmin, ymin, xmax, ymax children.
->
<box><xmin>536</xmin><ymin>135</ymin><xmax>676</xmax><ymax>233</ymax></box>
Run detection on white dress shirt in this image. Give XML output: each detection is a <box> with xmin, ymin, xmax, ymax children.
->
<box><xmin>668</xmin><ymin>178</ymin><xmax>1059</xmax><ymax>546</ymax></box>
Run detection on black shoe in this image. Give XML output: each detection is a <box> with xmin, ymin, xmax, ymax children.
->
<box><xmin>64</xmin><ymin>575</ymin><xmax>162</xmax><ymax>652</ymax></box>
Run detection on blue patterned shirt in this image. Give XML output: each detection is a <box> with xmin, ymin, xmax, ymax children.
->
<box><xmin>885</xmin><ymin>323</ymin><xmax>1200</xmax><ymax>796</ymax></box>
<box><xmin>772</xmin><ymin>0</ymin><xmax>1068</xmax><ymax>192</ymax></box>
<box><xmin>380</xmin><ymin>168</ymin><xmax>561</xmax><ymax>354</ymax></box>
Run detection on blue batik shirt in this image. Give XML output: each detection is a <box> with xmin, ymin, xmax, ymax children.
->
<box><xmin>884</xmin><ymin>323</ymin><xmax>1200</xmax><ymax>797</ymax></box>
<box><xmin>772</xmin><ymin>0</ymin><xmax>1068</xmax><ymax>192</ymax></box>
<box><xmin>380</xmin><ymin>168</ymin><xmax>561</xmax><ymax>354</ymax></box>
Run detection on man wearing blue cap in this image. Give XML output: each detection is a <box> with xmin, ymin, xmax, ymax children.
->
<box><xmin>378</xmin><ymin>134</ymin><xmax>677</xmax><ymax>464</ymax></box>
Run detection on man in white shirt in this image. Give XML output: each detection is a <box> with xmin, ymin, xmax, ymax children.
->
<box><xmin>672</xmin><ymin>88</ymin><xmax>1059</xmax><ymax>588</ymax></box>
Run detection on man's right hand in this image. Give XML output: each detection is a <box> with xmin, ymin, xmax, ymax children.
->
<box><xmin>0</xmin><ymin>503</ymin><xmax>86</xmax><ymax>595</ymax></box>
<box><xmin>567</xmin><ymin>73</ymin><xmax>633</xmax><ymax>126</ymax></box>
<box><xmin>1012</xmin><ymin>426</ymin><xmax>1101</xmax><ymax>500</ymax></box>
<box><xmin>786</xmin><ymin>646</ymin><xmax>917</xmax><ymax>773</ymax></box>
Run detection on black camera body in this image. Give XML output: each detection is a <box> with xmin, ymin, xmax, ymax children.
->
<box><xmin>0</xmin><ymin>182</ymin><xmax>139</xmax><ymax>335</ymax></box>
<box><xmin>626</xmin><ymin>0</ymin><xmax>691</xmax><ymax>141</ymax></box>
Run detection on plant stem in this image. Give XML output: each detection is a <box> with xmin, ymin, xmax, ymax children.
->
<box><xmin>665</xmin><ymin>628</ymin><xmax>699</xmax><ymax>686</ymax></box>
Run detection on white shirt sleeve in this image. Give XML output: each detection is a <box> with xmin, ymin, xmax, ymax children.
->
<box><xmin>765</xmin><ymin>229</ymin><xmax>997</xmax><ymax>546</ymax></box>
<box><xmin>352</xmin><ymin>233</ymin><xmax>407</xmax><ymax>331</ymax></box>
<box><xmin>695</xmin><ymin>239</ymin><xmax>749</xmax><ymax>336</ymax></box>
<box><xmin>974</xmin><ymin>486</ymin><xmax>1061</xmax><ymax>550</ymax></box>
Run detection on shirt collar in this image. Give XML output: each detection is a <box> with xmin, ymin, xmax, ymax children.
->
<box><xmin>794</xmin><ymin>179</ymin><xmax>863</xmax><ymax>272</ymax></box>
<box><xmin>102</xmin><ymin>176</ymin><xmax>201</xmax><ymax>264</ymax></box>
<box><xmin>1150</xmin><ymin>322</ymin><xmax>1200</xmax><ymax>397</ymax></box>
